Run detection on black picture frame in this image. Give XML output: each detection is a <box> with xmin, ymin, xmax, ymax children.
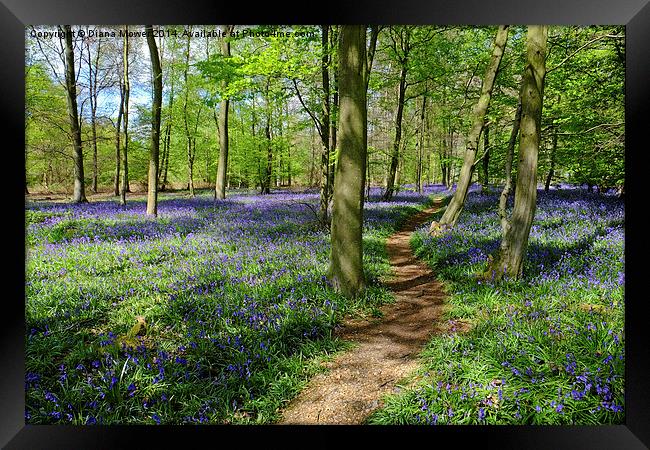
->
<box><xmin>3</xmin><ymin>0</ymin><xmax>648</xmax><ymax>448</ymax></box>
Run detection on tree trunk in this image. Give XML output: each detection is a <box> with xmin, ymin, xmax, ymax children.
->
<box><xmin>114</xmin><ymin>78</ymin><xmax>124</xmax><ymax>196</ymax></box>
<box><xmin>486</xmin><ymin>97</ymin><xmax>522</xmax><ymax>278</ymax></box>
<box><xmin>435</xmin><ymin>25</ymin><xmax>508</xmax><ymax>229</ymax></box>
<box><xmin>318</xmin><ymin>25</ymin><xmax>332</xmax><ymax>221</ymax></box>
<box><xmin>487</xmin><ymin>25</ymin><xmax>548</xmax><ymax>280</ymax></box>
<box><xmin>120</xmin><ymin>26</ymin><xmax>130</xmax><ymax>205</ymax></box>
<box><xmin>63</xmin><ymin>25</ymin><xmax>87</xmax><ymax>203</ymax></box>
<box><xmin>146</xmin><ymin>25</ymin><xmax>163</xmax><ymax>217</ymax></box>
<box><xmin>328</xmin><ymin>25</ymin><xmax>367</xmax><ymax>298</ymax></box>
<box><xmin>261</xmin><ymin>83</ymin><xmax>272</xmax><ymax>195</ymax></box>
<box><xmin>215</xmin><ymin>25</ymin><xmax>234</xmax><ymax>200</ymax></box>
<box><xmin>327</xmin><ymin>63</ymin><xmax>339</xmax><ymax>208</ymax></box>
<box><xmin>383</xmin><ymin>64</ymin><xmax>407</xmax><ymax>201</ymax></box>
<box><xmin>545</xmin><ymin>122</ymin><xmax>558</xmax><ymax>191</ymax></box>
<box><xmin>416</xmin><ymin>93</ymin><xmax>426</xmax><ymax>194</ymax></box>
<box><xmin>309</xmin><ymin>126</ymin><xmax>315</xmax><ymax>187</ymax></box>
<box><xmin>482</xmin><ymin>123</ymin><xmax>490</xmax><ymax>188</ymax></box>
<box><xmin>87</xmin><ymin>38</ymin><xmax>101</xmax><ymax>194</ymax></box>
<box><xmin>159</xmin><ymin>59</ymin><xmax>175</xmax><ymax>191</ymax></box>
<box><xmin>182</xmin><ymin>31</ymin><xmax>195</xmax><ymax>197</ymax></box>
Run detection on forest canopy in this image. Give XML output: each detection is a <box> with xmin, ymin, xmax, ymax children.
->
<box><xmin>25</xmin><ymin>24</ymin><xmax>624</xmax><ymax>197</ymax></box>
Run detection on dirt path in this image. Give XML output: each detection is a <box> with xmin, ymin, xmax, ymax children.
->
<box><xmin>278</xmin><ymin>200</ymin><xmax>449</xmax><ymax>425</ymax></box>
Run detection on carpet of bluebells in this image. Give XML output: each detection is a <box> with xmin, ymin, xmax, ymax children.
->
<box><xmin>25</xmin><ymin>187</ymin><xmax>444</xmax><ymax>425</ymax></box>
<box><xmin>368</xmin><ymin>187</ymin><xmax>625</xmax><ymax>425</ymax></box>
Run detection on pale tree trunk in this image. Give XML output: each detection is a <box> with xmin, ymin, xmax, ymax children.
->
<box><xmin>182</xmin><ymin>31</ymin><xmax>195</xmax><ymax>197</ymax></box>
<box><xmin>416</xmin><ymin>93</ymin><xmax>427</xmax><ymax>193</ymax></box>
<box><xmin>215</xmin><ymin>25</ymin><xmax>234</xmax><ymax>200</ymax></box>
<box><xmin>87</xmin><ymin>38</ymin><xmax>102</xmax><ymax>194</ymax></box>
<box><xmin>434</xmin><ymin>25</ymin><xmax>509</xmax><ymax>230</ymax></box>
<box><xmin>308</xmin><ymin>126</ymin><xmax>315</xmax><ymax>186</ymax></box>
<box><xmin>63</xmin><ymin>25</ymin><xmax>87</xmax><ymax>203</ymax></box>
<box><xmin>487</xmin><ymin>25</ymin><xmax>548</xmax><ymax>280</ymax></box>
<box><xmin>120</xmin><ymin>26</ymin><xmax>130</xmax><ymax>205</ymax></box>
<box><xmin>146</xmin><ymin>25</ymin><xmax>163</xmax><ymax>217</ymax></box>
<box><xmin>482</xmin><ymin>123</ymin><xmax>490</xmax><ymax>187</ymax></box>
<box><xmin>383</xmin><ymin>64</ymin><xmax>407</xmax><ymax>201</ymax></box>
<box><xmin>261</xmin><ymin>81</ymin><xmax>272</xmax><ymax>195</ymax></box>
<box><xmin>114</xmin><ymin>78</ymin><xmax>124</xmax><ymax>196</ymax></box>
<box><xmin>286</xmin><ymin>103</ymin><xmax>292</xmax><ymax>187</ymax></box>
<box><xmin>488</xmin><ymin>97</ymin><xmax>522</xmax><ymax>277</ymax></box>
<box><xmin>545</xmin><ymin>121</ymin><xmax>558</xmax><ymax>192</ymax></box>
<box><xmin>328</xmin><ymin>25</ymin><xmax>367</xmax><ymax>298</ymax></box>
<box><xmin>159</xmin><ymin>58</ymin><xmax>175</xmax><ymax>191</ymax></box>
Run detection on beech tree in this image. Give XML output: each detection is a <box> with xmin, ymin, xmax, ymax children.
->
<box><xmin>146</xmin><ymin>25</ymin><xmax>163</xmax><ymax>217</ymax></box>
<box><xmin>120</xmin><ymin>26</ymin><xmax>130</xmax><ymax>205</ymax></box>
<box><xmin>62</xmin><ymin>25</ymin><xmax>87</xmax><ymax>203</ymax></box>
<box><xmin>328</xmin><ymin>25</ymin><xmax>367</xmax><ymax>298</ymax></box>
<box><xmin>431</xmin><ymin>25</ymin><xmax>508</xmax><ymax>231</ymax></box>
<box><xmin>486</xmin><ymin>25</ymin><xmax>548</xmax><ymax>280</ymax></box>
<box><xmin>215</xmin><ymin>25</ymin><xmax>235</xmax><ymax>200</ymax></box>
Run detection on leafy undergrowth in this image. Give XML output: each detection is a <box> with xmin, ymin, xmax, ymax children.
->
<box><xmin>368</xmin><ymin>187</ymin><xmax>624</xmax><ymax>425</ymax></box>
<box><xmin>25</xmin><ymin>186</ymin><xmax>444</xmax><ymax>425</ymax></box>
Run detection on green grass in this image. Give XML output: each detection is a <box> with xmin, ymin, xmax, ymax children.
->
<box><xmin>367</xmin><ymin>189</ymin><xmax>624</xmax><ymax>425</ymax></box>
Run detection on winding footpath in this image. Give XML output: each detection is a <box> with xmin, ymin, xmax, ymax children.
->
<box><xmin>279</xmin><ymin>200</ymin><xmax>449</xmax><ymax>425</ymax></box>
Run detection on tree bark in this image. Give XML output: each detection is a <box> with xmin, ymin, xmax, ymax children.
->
<box><xmin>383</xmin><ymin>63</ymin><xmax>408</xmax><ymax>201</ymax></box>
<box><xmin>416</xmin><ymin>93</ymin><xmax>427</xmax><ymax>193</ymax></box>
<box><xmin>87</xmin><ymin>39</ymin><xmax>101</xmax><ymax>194</ymax></box>
<box><xmin>146</xmin><ymin>25</ymin><xmax>163</xmax><ymax>217</ymax></box>
<box><xmin>215</xmin><ymin>25</ymin><xmax>234</xmax><ymax>200</ymax></box>
<box><xmin>182</xmin><ymin>31</ymin><xmax>195</xmax><ymax>197</ymax></box>
<box><xmin>482</xmin><ymin>123</ymin><xmax>490</xmax><ymax>187</ymax></box>
<box><xmin>435</xmin><ymin>25</ymin><xmax>509</xmax><ymax>229</ymax></box>
<box><xmin>261</xmin><ymin>81</ymin><xmax>272</xmax><ymax>195</ymax></box>
<box><xmin>159</xmin><ymin>53</ymin><xmax>175</xmax><ymax>191</ymax></box>
<box><xmin>328</xmin><ymin>25</ymin><xmax>367</xmax><ymax>298</ymax></box>
<box><xmin>62</xmin><ymin>25</ymin><xmax>87</xmax><ymax>203</ymax></box>
<box><xmin>120</xmin><ymin>26</ymin><xmax>130</xmax><ymax>205</ymax></box>
<box><xmin>114</xmin><ymin>75</ymin><xmax>124</xmax><ymax>196</ymax></box>
<box><xmin>319</xmin><ymin>25</ymin><xmax>332</xmax><ymax>220</ymax></box>
<box><xmin>488</xmin><ymin>25</ymin><xmax>548</xmax><ymax>280</ymax></box>
<box><xmin>545</xmin><ymin>122</ymin><xmax>558</xmax><ymax>191</ymax></box>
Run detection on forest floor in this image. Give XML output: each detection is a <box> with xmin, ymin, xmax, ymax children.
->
<box><xmin>279</xmin><ymin>199</ymin><xmax>460</xmax><ymax>424</ymax></box>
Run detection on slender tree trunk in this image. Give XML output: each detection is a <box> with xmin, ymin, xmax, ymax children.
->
<box><xmin>114</xmin><ymin>79</ymin><xmax>124</xmax><ymax>196</ymax></box>
<box><xmin>487</xmin><ymin>98</ymin><xmax>522</xmax><ymax>277</ymax></box>
<box><xmin>441</xmin><ymin>133</ymin><xmax>448</xmax><ymax>187</ymax></box>
<box><xmin>309</xmin><ymin>126</ymin><xmax>315</xmax><ymax>187</ymax></box>
<box><xmin>215</xmin><ymin>25</ymin><xmax>234</xmax><ymax>200</ymax></box>
<box><xmin>434</xmin><ymin>25</ymin><xmax>508</xmax><ymax>230</ymax></box>
<box><xmin>318</xmin><ymin>25</ymin><xmax>332</xmax><ymax>221</ymax></box>
<box><xmin>328</xmin><ymin>25</ymin><xmax>367</xmax><ymax>298</ymax></box>
<box><xmin>88</xmin><ymin>38</ymin><xmax>101</xmax><ymax>194</ymax></box>
<box><xmin>416</xmin><ymin>93</ymin><xmax>426</xmax><ymax>193</ymax></box>
<box><xmin>63</xmin><ymin>25</ymin><xmax>87</xmax><ymax>203</ymax></box>
<box><xmin>545</xmin><ymin>122</ymin><xmax>558</xmax><ymax>191</ymax></box>
<box><xmin>159</xmin><ymin>62</ymin><xmax>175</xmax><ymax>191</ymax></box>
<box><xmin>120</xmin><ymin>26</ymin><xmax>130</xmax><ymax>205</ymax></box>
<box><xmin>182</xmin><ymin>31</ymin><xmax>195</xmax><ymax>197</ymax></box>
<box><xmin>91</xmin><ymin>107</ymin><xmax>98</xmax><ymax>193</ymax></box>
<box><xmin>327</xmin><ymin>62</ymin><xmax>339</xmax><ymax>207</ymax></box>
<box><xmin>263</xmin><ymin>113</ymin><xmax>272</xmax><ymax>194</ymax></box>
<box><xmin>487</xmin><ymin>25</ymin><xmax>548</xmax><ymax>280</ymax></box>
<box><xmin>261</xmin><ymin>82</ymin><xmax>272</xmax><ymax>195</ymax></box>
<box><xmin>146</xmin><ymin>25</ymin><xmax>163</xmax><ymax>217</ymax></box>
<box><xmin>383</xmin><ymin>64</ymin><xmax>407</xmax><ymax>201</ymax></box>
<box><xmin>482</xmin><ymin>123</ymin><xmax>490</xmax><ymax>187</ymax></box>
